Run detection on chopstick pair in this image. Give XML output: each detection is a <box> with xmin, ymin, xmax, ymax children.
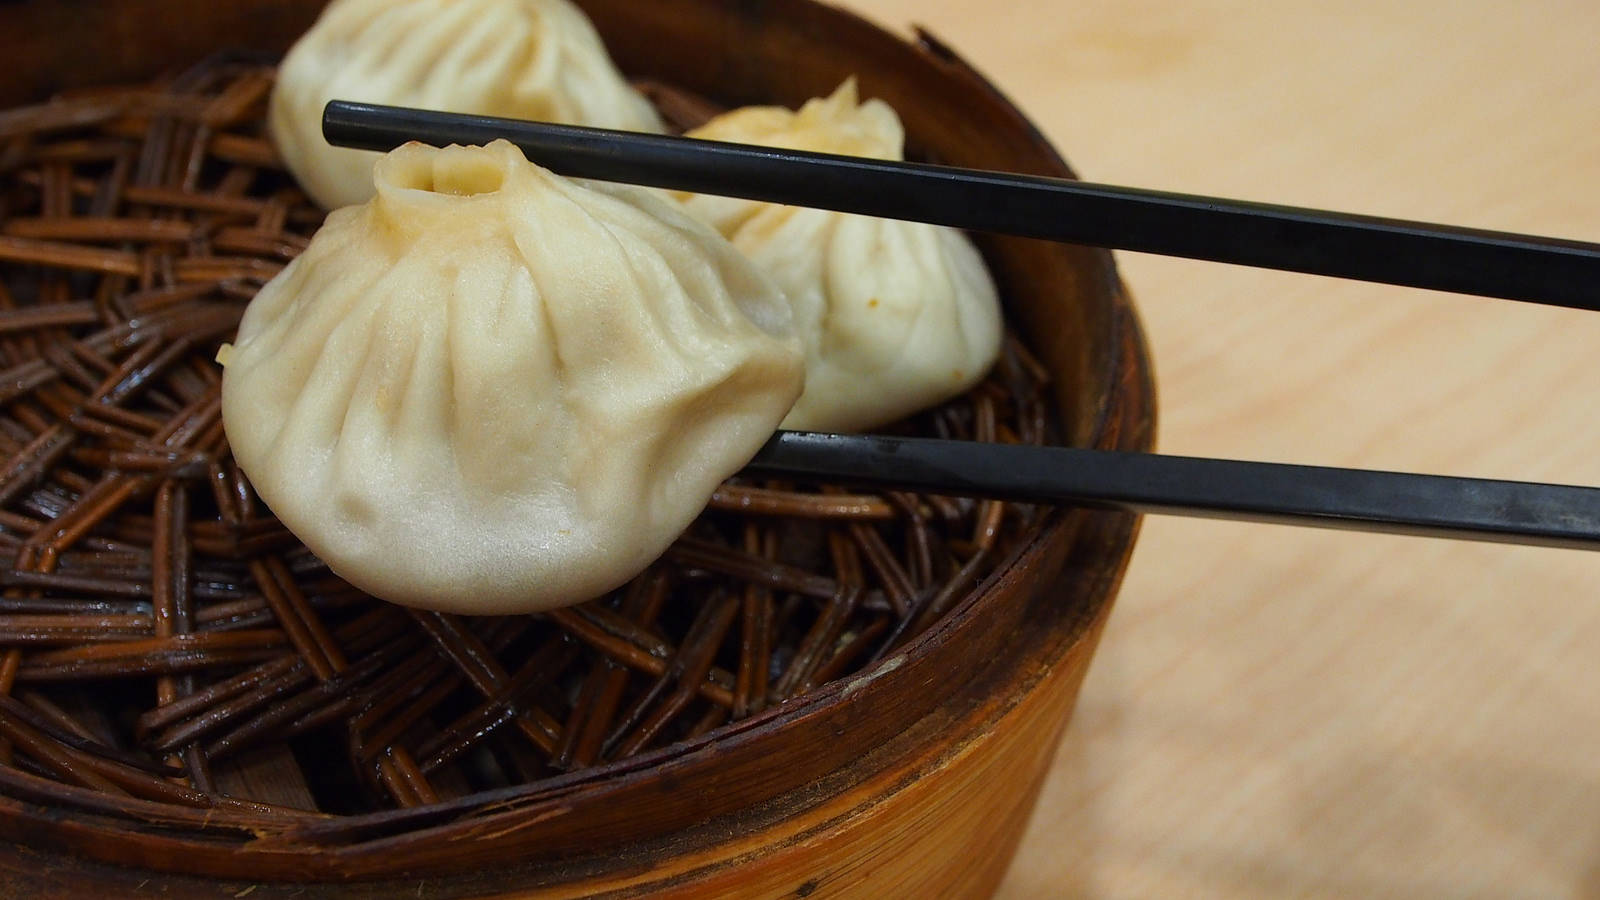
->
<box><xmin>321</xmin><ymin>101</ymin><xmax>1600</xmax><ymax>551</ymax></box>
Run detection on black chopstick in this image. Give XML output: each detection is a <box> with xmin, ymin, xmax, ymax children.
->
<box><xmin>323</xmin><ymin>101</ymin><xmax>1600</xmax><ymax>311</ymax></box>
<box><xmin>748</xmin><ymin>432</ymin><xmax>1600</xmax><ymax>550</ymax></box>
<box><xmin>318</xmin><ymin>101</ymin><xmax>1600</xmax><ymax>551</ymax></box>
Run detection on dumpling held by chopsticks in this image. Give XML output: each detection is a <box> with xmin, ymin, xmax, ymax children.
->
<box><xmin>219</xmin><ymin>140</ymin><xmax>804</xmax><ymax>614</ymax></box>
<box><xmin>270</xmin><ymin>0</ymin><xmax>664</xmax><ymax>210</ymax></box>
<box><xmin>680</xmin><ymin>80</ymin><xmax>1003</xmax><ymax>433</ymax></box>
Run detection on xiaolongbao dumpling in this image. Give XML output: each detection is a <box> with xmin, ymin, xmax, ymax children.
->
<box><xmin>270</xmin><ymin>0</ymin><xmax>664</xmax><ymax>210</ymax></box>
<box><xmin>220</xmin><ymin>140</ymin><xmax>804</xmax><ymax>614</ymax></box>
<box><xmin>680</xmin><ymin>80</ymin><xmax>1003</xmax><ymax>433</ymax></box>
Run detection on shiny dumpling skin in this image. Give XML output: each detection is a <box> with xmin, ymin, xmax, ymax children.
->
<box><xmin>681</xmin><ymin>80</ymin><xmax>1003</xmax><ymax>433</ymax></box>
<box><xmin>270</xmin><ymin>0</ymin><xmax>664</xmax><ymax>210</ymax></box>
<box><xmin>220</xmin><ymin>140</ymin><xmax>804</xmax><ymax>614</ymax></box>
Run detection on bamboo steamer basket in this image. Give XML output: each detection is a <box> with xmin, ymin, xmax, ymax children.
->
<box><xmin>0</xmin><ymin>0</ymin><xmax>1156</xmax><ymax>896</ymax></box>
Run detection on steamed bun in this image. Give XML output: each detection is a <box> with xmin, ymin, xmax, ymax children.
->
<box><xmin>271</xmin><ymin>0</ymin><xmax>664</xmax><ymax>210</ymax></box>
<box><xmin>220</xmin><ymin>140</ymin><xmax>804</xmax><ymax>614</ymax></box>
<box><xmin>680</xmin><ymin>80</ymin><xmax>1003</xmax><ymax>433</ymax></box>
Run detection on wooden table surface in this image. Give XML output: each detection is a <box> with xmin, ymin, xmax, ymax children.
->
<box><xmin>839</xmin><ymin>1</ymin><xmax>1600</xmax><ymax>896</ymax></box>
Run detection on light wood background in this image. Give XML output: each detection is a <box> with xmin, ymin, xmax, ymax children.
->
<box><xmin>839</xmin><ymin>1</ymin><xmax>1600</xmax><ymax>896</ymax></box>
